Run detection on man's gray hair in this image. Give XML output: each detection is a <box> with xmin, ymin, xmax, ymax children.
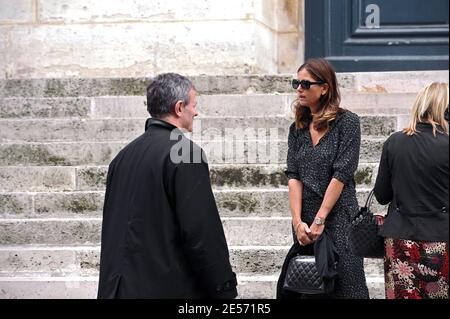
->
<box><xmin>146</xmin><ymin>73</ymin><xmax>194</xmax><ymax>118</ymax></box>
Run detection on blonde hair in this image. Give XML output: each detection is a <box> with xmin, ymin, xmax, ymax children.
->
<box><xmin>403</xmin><ymin>82</ymin><xmax>449</xmax><ymax>136</ymax></box>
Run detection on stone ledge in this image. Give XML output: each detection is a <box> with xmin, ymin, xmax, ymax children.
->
<box><xmin>0</xmin><ymin>137</ymin><xmax>385</xmax><ymax>165</ymax></box>
<box><xmin>0</xmin><ymin>217</ymin><xmax>293</xmax><ymax>246</ymax></box>
<box><xmin>0</xmin><ymin>186</ymin><xmax>388</xmax><ymax>218</ymax></box>
<box><xmin>0</xmin><ymin>117</ymin><xmax>395</xmax><ymax>145</ymax></box>
<box><xmin>1</xmin><ymin>71</ymin><xmax>447</xmax><ymax>97</ymax></box>
<box><xmin>0</xmin><ymin>93</ymin><xmax>417</xmax><ymax>119</ymax></box>
<box><xmin>0</xmin><ymin>162</ymin><xmax>381</xmax><ymax>192</ymax></box>
<box><xmin>0</xmin><ymin>216</ymin><xmax>391</xmax><ymax>246</ymax></box>
<box><xmin>0</xmin><ymin>275</ymin><xmax>385</xmax><ymax>298</ymax></box>
<box><xmin>0</xmin><ymin>245</ymin><xmax>384</xmax><ymax>278</ymax></box>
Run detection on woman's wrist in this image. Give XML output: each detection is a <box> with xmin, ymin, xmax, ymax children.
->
<box><xmin>316</xmin><ymin>207</ymin><xmax>330</xmax><ymax>220</ymax></box>
<box><xmin>293</xmin><ymin>219</ymin><xmax>303</xmax><ymax>234</ymax></box>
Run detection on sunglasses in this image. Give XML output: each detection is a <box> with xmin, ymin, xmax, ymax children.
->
<box><xmin>292</xmin><ymin>79</ymin><xmax>325</xmax><ymax>90</ymax></box>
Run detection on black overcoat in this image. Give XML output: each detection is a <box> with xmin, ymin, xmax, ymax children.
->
<box><xmin>97</xmin><ymin>118</ymin><xmax>237</xmax><ymax>298</ymax></box>
<box><xmin>374</xmin><ymin>122</ymin><xmax>449</xmax><ymax>242</ymax></box>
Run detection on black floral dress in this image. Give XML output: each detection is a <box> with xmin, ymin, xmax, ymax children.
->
<box><xmin>285</xmin><ymin>110</ymin><xmax>369</xmax><ymax>298</ymax></box>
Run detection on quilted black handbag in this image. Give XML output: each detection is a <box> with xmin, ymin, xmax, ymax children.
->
<box><xmin>282</xmin><ymin>230</ymin><xmax>338</xmax><ymax>295</ymax></box>
<box><xmin>349</xmin><ymin>189</ymin><xmax>384</xmax><ymax>258</ymax></box>
<box><xmin>283</xmin><ymin>255</ymin><xmax>335</xmax><ymax>294</ymax></box>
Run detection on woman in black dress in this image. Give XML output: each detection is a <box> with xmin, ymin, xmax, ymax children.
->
<box><xmin>285</xmin><ymin>58</ymin><xmax>369</xmax><ymax>298</ymax></box>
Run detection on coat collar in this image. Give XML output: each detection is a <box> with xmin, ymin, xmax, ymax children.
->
<box><xmin>416</xmin><ymin>122</ymin><xmax>434</xmax><ymax>129</ymax></box>
<box><xmin>145</xmin><ymin>118</ymin><xmax>178</xmax><ymax>131</ymax></box>
<box><xmin>416</xmin><ymin>122</ymin><xmax>445</xmax><ymax>132</ymax></box>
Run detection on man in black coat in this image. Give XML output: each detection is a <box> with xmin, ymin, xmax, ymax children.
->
<box><xmin>97</xmin><ymin>73</ymin><xmax>237</xmax><ymax>298</ymax></box>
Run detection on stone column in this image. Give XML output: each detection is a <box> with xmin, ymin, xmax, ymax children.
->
<box><xmin>255</xmin><ymin>0</ymin><xmax>303</xmax><ymax>74</ymax></box>
<box><xmin>276</xmin><ymin>0</ymin><xmax>302</xmax><ymax>73</ymax></box>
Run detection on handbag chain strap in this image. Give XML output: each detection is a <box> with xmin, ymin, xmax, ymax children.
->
<box><xmin>364</xmin><ymin>189</ymin><xmax>375</xmax><ymax>210</ymax></box>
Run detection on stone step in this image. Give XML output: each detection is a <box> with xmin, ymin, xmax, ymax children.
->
<box><xmin>0</xmin><ymin>115</ymin><xmax>396</xmax><ymax>143</ymax></box>
<box><xmin>0</xmin><ymin>142</ymin><xmax>126</xmax><ymax>166</ymax></box>
<box><xmin>0</xmin><ymin>71</ymin><xmax>447</xmax><ymax>98</ymax></box>
<box><xmin>0</xmin><ymin>218</ymin><xmax>292</xmax><ymax>246</ymax></box>
<box><xmin>0</xmin><ymin>187</ymin><xmax>388</xmax><ymax>219</ymax></box>
<box><xmin>0</xmin><ymin>136</ymin><xmax>385</xmax><ymax>166</ymax></box>
<box><xmin>0</xmin><ymin>162</ymin><xmax>381</xmax><ymax>192</ymax></box>
<box><xmin>0</xmin><ymin>163</ymin><xmax>368</xmax><ymax>192</ymax></box>
<box><xmin>0</xmin><ymin>245</ymin><xmax>385</xmax><ymax>278</ymax></box>
<box><xmin>0</xmin><ymin>276</ymin><xmax>100</xmax><ymax>299</ymax></box>
<box><xmin>0</xmin><ymin>93</ymin><xmax>416</xmax><ymax>119</ymax></box>
<box><xmin>0</xmin><ymin>215</ymin><xmax>390</xmax><ymax>247</ymax></box>
<box><xmin>0</xmin><ymin>274</ymin><xmax>385</xmax><ymax>299</ymax></box>
<box><xmin>0</xmin><ymin>76</ymin><xmax>294</xmax><ymax>98</ymax></box>
<box><xmin>0</xmin><ymin>97</ymin><xmax>91</xmax><ymax>119</ymax></box>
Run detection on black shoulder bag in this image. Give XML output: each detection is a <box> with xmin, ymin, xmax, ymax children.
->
<box><xmin>348</xmin><ymin>189</ymin><xmax>385</xmax><ymax>258</ymax></box>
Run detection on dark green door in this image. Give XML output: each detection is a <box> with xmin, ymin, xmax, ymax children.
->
<box><xmin>305</xmin><ymin>0</ymin><xmax>449</xmax><ymax>71</ymax></box>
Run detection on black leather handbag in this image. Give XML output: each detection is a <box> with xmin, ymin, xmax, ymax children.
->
<box><xmin>282</xmin><ymin>230</ymin><xmax>338</xmax><ymax>295</ymax></box>
<box><xmin>283</xmin><ymin>255</ymin><xmax>335</xmax><ymax>294</ymax></box>
<box><xmin>349</xmin><ymin>189</ymin><xmax>384</xmax><ymax>258</ymax></box>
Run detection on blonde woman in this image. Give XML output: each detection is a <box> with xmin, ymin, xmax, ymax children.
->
<box><xmin>374</xmin><ymin>82</ymin><xmax>449</xmax><ymax>299</ymax></box>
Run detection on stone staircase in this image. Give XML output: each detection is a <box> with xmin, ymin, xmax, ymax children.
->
<box><xmin>0</xmin><ymin>71</ymin><xmax>448</xmax><ymax>298</ymax></box>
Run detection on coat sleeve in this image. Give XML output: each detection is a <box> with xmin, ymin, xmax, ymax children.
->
<box><xmin>101</xmin><ymin>157</ymin><xmax>118</xmax><ymax>219</ymax></box>
<box><xmin>173</xmin><ymin>149</ymin><xmax>237</xmax><ymax>299</ymax></box>
<box><xmin>374</xmin><ymin>137</ymin><xmax>393</xmax><ymax>205</ymax></box>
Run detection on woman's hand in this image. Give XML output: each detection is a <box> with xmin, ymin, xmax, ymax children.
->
<box><xmin>295</xmin><ymin>221</ymin><xmax>313</xmax><ymax>246</ymax></box>
<box><xmin>309</xmin><ymin>223</ymin><xmax>325</xmax><ymax>241</ymax></box>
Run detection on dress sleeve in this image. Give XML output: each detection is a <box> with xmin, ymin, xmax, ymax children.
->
<box><xmin>285</xmin><ymin>122</ymin><xmax>301</xmax><ymax>180</ymax></box>
<box><xmin>332</xmin><ymin>112</ymin><xmax>361</xmax><ymax>184</ymax></box>
<box><xmin>374</xmin><ymin>137</ymin><xmax>393</xmax><ymax>205</ymax></box>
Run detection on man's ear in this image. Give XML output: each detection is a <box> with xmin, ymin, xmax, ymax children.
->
<box><xmin>174</xmin><ymin>100</ymin><xmax>184</xmax><ymax>117</ymax></box>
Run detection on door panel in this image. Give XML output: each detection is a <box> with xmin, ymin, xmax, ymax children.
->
<box><xmin>305</xmin><ymin>0</ymin><xmax>449</xmax><ymax>71</ymax></box>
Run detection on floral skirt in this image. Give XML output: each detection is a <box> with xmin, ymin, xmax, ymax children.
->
<box><xmin>384</xmin><ymin>238</ymin><xmax>449</xmax><ymax>299</ymax></box>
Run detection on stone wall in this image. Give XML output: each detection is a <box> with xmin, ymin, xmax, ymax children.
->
<box><xmin>0</xmin><ymin>0</ymin><xmax>303</xmax><ymax>79</ymax></box>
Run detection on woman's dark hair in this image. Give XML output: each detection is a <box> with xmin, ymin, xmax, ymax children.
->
<box><xmin>294</xmin><ymin>58</ymin><xmax>343</xmax><ymax>131</ymax></box>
